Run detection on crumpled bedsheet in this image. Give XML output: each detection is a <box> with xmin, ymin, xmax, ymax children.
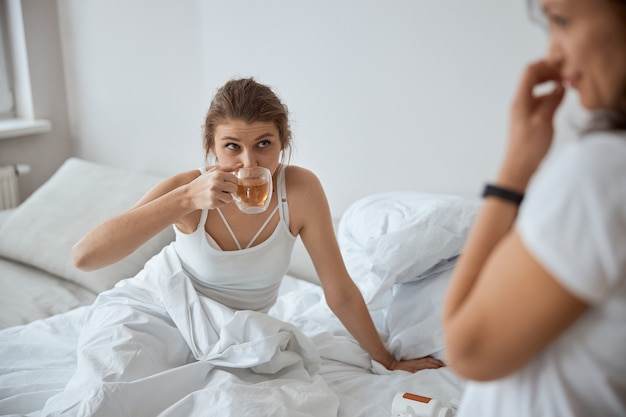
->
<box><xmin>1</xmin><ymin>244</ymin><xmax>338</xmax><ymax>417</ymax></box>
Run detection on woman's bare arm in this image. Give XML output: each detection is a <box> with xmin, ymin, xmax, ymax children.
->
<box><xmin>73</xmin><ymin>164</ymin><xmax>241</xmax><ymax>271</ymax></box>
<box><xmin>442</xmin><ymin>203</ymin><xmax>588</xmax><ymax>380</ymax></box>
<box><xmin>291</xmin><ymin>167</ymin><xmax>445</xmax><ymax>372</ymax></box>
<box><xmin>443</xmin><ymin>61</ymin><xmax>588</xmax><ymax>380</ymax></box>
<box><xmin>72</xmin><ymin>171</ymin><xmax>200</xmax><ymax>270</ymax></box>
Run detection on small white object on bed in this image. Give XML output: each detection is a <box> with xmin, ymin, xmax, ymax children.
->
<box><xmin>0</xmin><ymin>157</ymin><xmax>480</xmax><ymax>417</ymax></box>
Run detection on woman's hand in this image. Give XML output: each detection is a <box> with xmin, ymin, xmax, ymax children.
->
<box><xmin>186</xmin><ymin>164</ymin><xmax>242</xmax><ymax>210</ymax></box>
<box><xmin>386</xmin><ymin>356</ymin><xmax>446</xmax><ymax>373</ymax></box>
<box><xmin>498</xmin><ymin>60</ymin><xmax>566</xmax><ymax>191</ymax></box>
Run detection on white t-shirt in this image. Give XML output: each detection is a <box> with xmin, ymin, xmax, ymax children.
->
<box><xmin>457</xmin><ymin>132</ymin><xmax>626</xmax><ymax>417</ymax></box>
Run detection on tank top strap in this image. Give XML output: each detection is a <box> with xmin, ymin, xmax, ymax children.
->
<box><xmin>216</xmin><ymin>207</ymin><xmax>242</xmax><ymax>250</ymax></box>
<box><xmin>196</xmin><ymin>166</ymin><xmax>210</xmax><ymax>230</ymax></box>
<box><xmin>245</xmin><ymin>205</ymin><xmax>279</xmax><ymax>249</ymax></box>
<box><xmin>197</xmin><ymin>209</ymin><xmax>209</xmax><ymax>230</ymax></box>
<box><xmin>276</xmin><ymin>164</ymin><xmax>290</xmax><ymax>227</ymax></box>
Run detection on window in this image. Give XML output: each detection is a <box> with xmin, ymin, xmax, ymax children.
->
<box><xmin>0</xmin><ymin>0</ymin><xmax>50</xmax><ymax>139</ymax></box>
<box><xmin>0</xmin><ymin>2</ymin><xmax>14</xmax><ymax>119</ymax></box>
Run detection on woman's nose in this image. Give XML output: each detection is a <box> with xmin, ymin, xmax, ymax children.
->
<box><xmin>545</xmin><ymin>36</ymin><xmax>564</xmax><ymax>70</ymax></box>
<box><xmin>240</xmin><ymin>151</ymin><xmax>256</xmax><ymax>168</ymax></box>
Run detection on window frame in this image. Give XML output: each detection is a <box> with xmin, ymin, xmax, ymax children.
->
<box><xmin>0</xmin><ymin>0</ymin><xmax>50</xmax><ymax>140</ymax></box>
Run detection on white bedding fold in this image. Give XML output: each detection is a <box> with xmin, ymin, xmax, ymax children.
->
<box><xmin>29</xmin><ymin>244</ymin><xmax>338</xmax><ymax>417</ymax></box>
<box><xmin>0</xmin><ymin>245</ymin><xmax>464</xmax><ymax>417</ymax></box>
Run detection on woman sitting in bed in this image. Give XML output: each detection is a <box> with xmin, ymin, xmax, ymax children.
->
<box><xmin>443</xmin><ymin>0</ymin><xmax>626</xmax><ymax>416</ymax></box>
<box><xmin>46</xmin><ymin>77</ymin><xmax>443</xmax><ymax>415</ymax></box>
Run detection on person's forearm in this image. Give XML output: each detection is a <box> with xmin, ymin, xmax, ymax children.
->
<box><xmin>443</xmin><ymin>197</ymin><xmax>518</xmax><ymax>322</ymax></box>
<box><xmin>443</xmin><ymin>157</ymin><xmax>531</xmax><ymax>322</ymax></box>
<box><xmin>328</xmin><ymin>286</ymin><xmax>394</xmax><ymax>367</ymax></box>
<box><xmin>72</xmin><ymin>185</ymin><xmax>194</xmax><ymax>270</ymax></box>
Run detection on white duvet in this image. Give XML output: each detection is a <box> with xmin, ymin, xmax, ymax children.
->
<box><xmin>0</xmin><ymin>243</ymin><xmax>464</xmax><ymax>417</ymax></box>
<box><xmin>2</xmin><ymin>245</ymin><xmax>338</xmax><ymax>417</ymax></box>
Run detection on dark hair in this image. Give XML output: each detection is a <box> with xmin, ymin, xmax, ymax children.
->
<box><xmin>587</xmin><ymin>0</ymin><xmax>626</xmax><ymax>132</ymax></box>
<box><xmin>203</xmin><ymin>78</ymin><xmax>292</xmax><ymax>163</ymax></box>
<box><xmin>527</xmin><ymin>0</ymin><xmax>626</xmax><ymax>132</ymax></box>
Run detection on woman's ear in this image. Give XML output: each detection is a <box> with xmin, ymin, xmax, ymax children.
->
<box><xmin>206</xmin><ymin>149</ymin><xmax>218</xmax><ymax>167</ymax></box>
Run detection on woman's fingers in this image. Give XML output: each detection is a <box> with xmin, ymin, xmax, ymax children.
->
<box><xmin>517</xmin><ymin>61</ymin><xmax>562</xmax><ymax>100</ymax></box>
<box><xmin>390</xmin><ymin>356</ymin><xmax>447</xmax><ymax>373</ymax></box>
<box><xmin>189</xmin><ymin>168</ymin><xmax>239</xmax><ymax>209</ymax></box>
<box><xmin>538</xmin><ymin>82</ymin><xmax>566</xmax><ymax>119</ymax></box>
<box><xmin>505</xmin><ymin>59</ymin><xmax>565</xmax><ymax>175</ymax></box>
<box><xmin>410</xmin><ymin>358</ymin><xmax>445</xmax><ymax>372</ymax></box>
<box><xmin>210</xmin><ymin>163</ymin><xmax>243</xmax><ymax>175</ymax></box>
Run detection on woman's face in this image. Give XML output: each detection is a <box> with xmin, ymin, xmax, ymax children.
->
<box><xmin>212</xmin><ymin>119</ymin><xmax>282</xmax><ymax>175</ymax></box>
<box><xmin>542</xmin><ymin>0</ymin><xmax>626</xmax><ymax>109</ymax></box>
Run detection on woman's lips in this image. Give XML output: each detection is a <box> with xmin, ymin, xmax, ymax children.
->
<box><xmin>564</xmin><ymin>74</ymin><xmax>581</xmax><ymax>89</ymax></box>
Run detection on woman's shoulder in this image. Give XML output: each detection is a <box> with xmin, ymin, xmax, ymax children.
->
<box><xmin>574</xmin><ymin>130</ymin><xmax>626</xmax><ymax>155</ymax></box>
<box><xmin>283</xmin><ymin>165</ymin><xmax>323</xmax><ymax>188</ymax></box>
<box><xmin>562</xmin><ymin>132</ymin><xmax>626</xmax><ymax>178</ymax></box>
<box><xmin>282</xmin><ymin>165</ymin><xmax>332</xmax><ymax>235</ymax></box>
<box><xmin>522</xmin><ymin>130</ymin><xmax>626</xmax><ymax>224</ymax></box>
<box><xmin>538</xmin><ymin>132</ymin><xmax>626</xmax><ymax>179</ymax></box>
<box><xmin>283</xmin><ymin>164</ymin><xmax>317</xmax><ymax>179</ymax></box>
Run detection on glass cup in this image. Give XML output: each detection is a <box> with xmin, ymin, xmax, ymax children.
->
<box><xmin>232</xmin><ymin>167</ymin><xmax>272</xmax><ymax>214</ymax></box>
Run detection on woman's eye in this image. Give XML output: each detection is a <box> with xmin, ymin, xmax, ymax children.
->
<box><xmin>225</xmin><ymin>143</ymin><xmax>240</xmax><ymax>151</ymax></box>
<box><xmin>549</xmin><ymin>14</ymin><xmax>568</xmax><ymax>28</ymax></box>
<box><xmin>258</xmin><ymin>140</ymin><xmax>271</xmax><ymax>148</ymax></box>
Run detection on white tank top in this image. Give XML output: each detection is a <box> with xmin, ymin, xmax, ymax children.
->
<box><xmin>173</xmin><ymin>165</ymin><xmax>296</xmax><ymax>313</ymax></box>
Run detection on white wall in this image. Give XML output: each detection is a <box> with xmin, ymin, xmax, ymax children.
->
<box><xmin>57</xmin><ymin>0</ymin><xmax>581</xmax><ymax>216</ymax></box>
<box><xmin>58</xmin><ymin>0</ymin><xmax>207</xmax><ymax>177</ymax></box>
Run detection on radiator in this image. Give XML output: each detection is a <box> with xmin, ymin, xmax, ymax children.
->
<box><xmin>0</xmin><ymin>165</ymin><xmax>19</xmax><ymax>210</ymax></box>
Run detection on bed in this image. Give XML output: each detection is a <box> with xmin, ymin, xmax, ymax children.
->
<box><xmin>0</xmin><ymin>158</ymin><xmax>481</xmax><ymax>417</ymax></box>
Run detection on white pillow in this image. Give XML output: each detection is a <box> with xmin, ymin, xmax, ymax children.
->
<box><xmin>338</xmin><ymin>191</ymin><xmax>481</xmax><ymax>309</ymax></box>
<box><xmin>385</xmin><ymin>267</ymin><xmax>454</xmax><ymax>360</ymax></box>
<box><xmin>0</xmin><ymin>158</ymin><xmax>175</xmax><ymax>294</ymax></box>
